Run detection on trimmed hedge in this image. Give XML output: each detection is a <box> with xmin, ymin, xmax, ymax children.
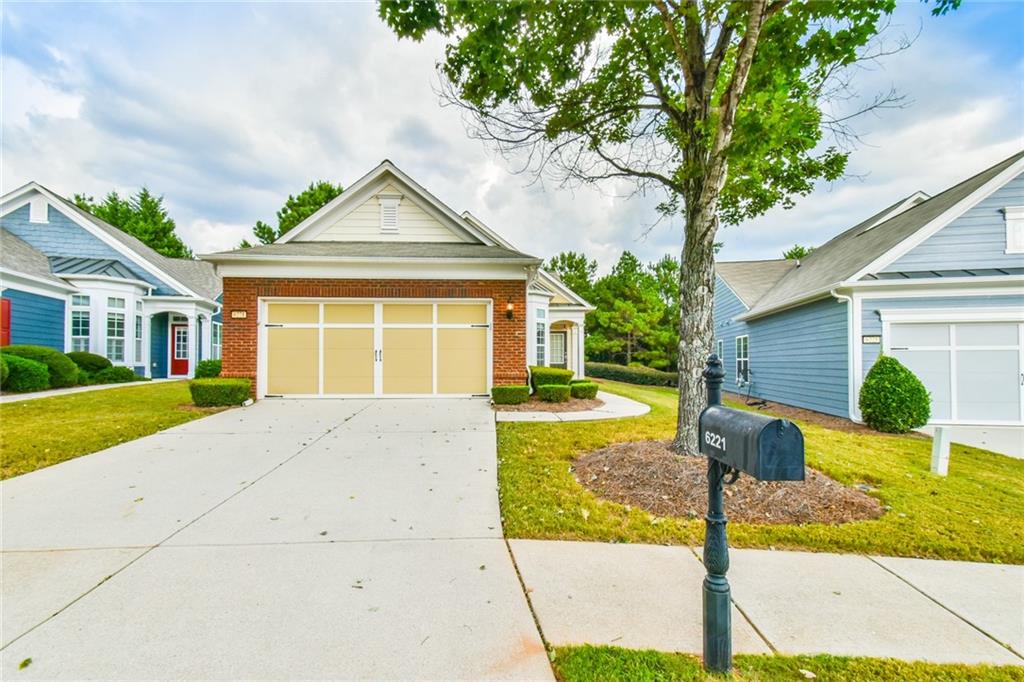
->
<box><xmin>92</xmin><ymin>366</ymin><xmax>144</xmax><ymax>385</ymax></box>
<box><xmin>2</xmin><ymin>354</ymin><xmax>50</xmax><ymax>392</ymax></box>
<box><xmin>76</xmin><ymin>368</ymin><xmax>91</xmax><ymax>386</ymax></box>
<box><xmin>0</xmin><ymin>355</ymin><xmax>7</xmax><ymax>387</ymax></box>
<box><xmin>859</xmin><ymin>355</ymin><xmax>931</xmax><ymax>434</ymax></box>
<box><xmin>189</xmin><ymin>378</ymin><xmax>251</xmax><ymax>407</ymax></box>
<box><xmin>492</xmin><ymin>385</ymin><xmax>530</xmax><ymax>405</ymax></box>
<box><xmin>585</xmin><ymin>362</ymin><xmax>677</xmax><ymax>387</ymax></box>
<box><xmin>195</xmin><ymin>359</ymin><xmax>222</xmax><ymax>378</ymax></box>
<box><xmin>529</xmin><ymin>366</ymin><xmax>573</xmax><ymax>390</ymax></box>
<box><xmin>1</xmin><ymin>345</ymin><xmax>78</xmax><ymax>388</ymax></box>
<box><xmin>537</xmin><ymin>384</ymin><xmax>571</xmax><ymax>402</ymax></box>
<box><xmin>570</xmin><ymin>381</ymin><xmax>599</xmax><ymax>400</ymax></box>
<box><xmin>66</xmin><ymin>351</ymin><xmax>113</xmax><ymax>374</ymax></box>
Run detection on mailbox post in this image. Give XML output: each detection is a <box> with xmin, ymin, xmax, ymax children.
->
<box><xmin>698</xmin><ymin>354</ymin><xmax>805</xmax><ymax>673</ymax></box>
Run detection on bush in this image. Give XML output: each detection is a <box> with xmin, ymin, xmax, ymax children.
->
<box><xmin>1</xmin><ymin>354</ymin><xmax>50</xmax><ymax>392</ymax></box>
<box><xmin>77</xmin><ymin>367</ymin><xmax>91</xmax><ymax>386</ymax></box>
<box><xmin>859</xmin><ymin>355</ymin><xmax>931</xmax><ymax>434</ymax></box>
<box><xmin>537</xmin><ymin>384</ymin><xmax>571</xmax><ymax>402</ymax></box>
<box><xmin>66</xmin><ymin>351</ymin><xmax>113</xmax><ymax>374</ymax></box>
<box><xmin>92</xmin><ymin>366</ymin><xmax>143</xmax><ymax>384</ymax></box>
<box><xmin>492</xmin><ymin>385</ymin><xmax>530</xmax><ymax>405</ymax></box>
<box><xmin>570</xmin><ymin>381</ymin><xmax>599</xmax><ymax>400</ymax></box>
<box><xmin>569</xmin><ymin>379</ymin><xmax>589</xmax><ymax>385</ymax></box>
<box><xmin>585</xmin><ymin>362</ymin><xmax>677</xmax><ymax>387</ymax></box>
<box><xmin>529</xmin><ymin>366</ymin><xmax>573</xmax><ymax>390</ymax></box>
<box><xmin>0</xmin><ymin>355</ymin><xmax>7</xmax><ymax>388</ymax></box>
<box><xmin>189</xmin><ymin>378</ymin><xmax>251</xmax><ymax>407</ymax></box>
<box><xmin>195</xmin><ymin>359</ymin><xmax>222</xmax><ymax>378</ymax></box>
<box><xmin>1</xmin><ymin>345</ymin><xmax>78</xmax><ymax>388</ymax></box>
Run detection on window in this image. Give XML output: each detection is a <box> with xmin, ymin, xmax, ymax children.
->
<box><xmin>716</xmin><ymin>339</ymin><xmax>724</xmax><ymax>362</ymax></box>
<box><xmin>735</xmin><ymin>335</ymin><xmax>749</xmax><ymax>384</ymax></box>
<box><xmin>212</xmin><ymin>322</ymin><xmax>222</xmax><ymax>360</ymax></box>
<box><xmin>535</xmin><ymin>308</ymin><xmax>547</xmax><ymax>365</ymax></box>
<box><xmin>72</xmin><ymin>294</ymin><xmax>90</xmax><ymax>307</ymax></box>
<box><xmin>107</xmin><ymin>313</ymin><xmax>125</xmax><ymax>362</ymax></box>
<box><xmin>71</xmin><ymin>311</ymin><xmax>91</xmax><ymax>352</ymax></box>
<box><xmin>1004</xmin><ymin>206</ymin><xmax>1024</xmax><ymax>254</ymax></box>
<box><xmin>107</xmin><ymin>297</ymin><xmax>125</xmax><ymax>309</ymax></box>
<box><xmin>134</xmin><ymin>315</ymin><xmax>143</xmax><ymax>362</ymax></box>
<box><xmin>174</xmin><ymin>326</ymin><xmax>188</xmax><ymax>360</ymax></box>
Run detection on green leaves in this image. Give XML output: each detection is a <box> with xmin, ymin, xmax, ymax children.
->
<box><xmin>244</xmin><ymin>180</ymin><xmax>343</xmax><ymax>245</ymax></box>
<box><xmin>74</xmin><ymin>189</ymin><xmax>193</xmax><ymax>259</ymax></box>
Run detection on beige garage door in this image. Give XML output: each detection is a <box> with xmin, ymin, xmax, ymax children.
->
<box><xmin>264</xmin><ymin>301</ymin><xmax>489</xmax><ymax>397</ymax></box>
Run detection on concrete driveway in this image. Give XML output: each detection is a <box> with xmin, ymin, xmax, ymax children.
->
<box><xmin>1</xmin><ymin>399</ymin><xmax>551</xmax><ymax>680</ymax></box>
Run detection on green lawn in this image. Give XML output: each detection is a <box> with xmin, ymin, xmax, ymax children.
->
<box><xmin>552</xmin><ymin>645</ymin><xmax>1024</xmax><ymax>682</ymax></box>
<box><xmin>1</xmin><ymin>381</ymin><xmax>224</xmax><ymax>479</ymax></box>
<box><xmin>497</xmin><ymin>380</ymin><xmax>1024</xmax><ymax>563</ymax></box>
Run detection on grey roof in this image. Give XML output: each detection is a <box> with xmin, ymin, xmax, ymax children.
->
<box><xmin>49</xmin><ymin>192</ymin><xmax>221</xmax><ymax>300</ymax></box>
<box><xmin>50</xmin><ymin>256</ymin><xmax>138</xmax><ymax>280</ymax></box>
<box><xmin>0</xmin><ymin>228</ymin><xmax>69</xmax><ymax>286</ymax></box>
<box><xmin>202</xmin><ymin>241</ymin><xmax>542</xmax><ymax>263</ymax></box>
<box><xmin>716</xmin><ymin>259</ymin><xmax>797</xmax><ymax>307</ymax></box>
<box><xmin>737</xmin><ymin>150</ymin><xmax>1024</xmax><ymax>317</ymax></box>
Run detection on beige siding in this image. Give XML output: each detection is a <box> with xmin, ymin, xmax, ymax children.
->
<box><xmin>313</xmin><ymin>184</ymin><xmax>465</xmax><ymax>242</ymax></box>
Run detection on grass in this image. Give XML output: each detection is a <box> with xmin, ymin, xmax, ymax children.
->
<box><xmin>552</xmin><ymin>645</ymin><xmax>1024</xmax><ymax>681</ymax></box>
<box><xmin>497</xmin><ymin>380</ymin><xmax>1024</xmax><ymax>563</ymax></box>
<box><xmin>0</xmin><ymin>381</ymin><xmax>223</xmax><ymax>479</ymax></box>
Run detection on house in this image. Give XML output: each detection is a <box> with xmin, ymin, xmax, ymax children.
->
<box><xmin>714</xmin><ymin>150</ymin><xmax>1024</xmax><ymax>427</ymax></box>
<box><xmin>0</xmin><ymin>183</ymin><xmax>222</xmax><ymax>378</ymax></box>
<box><xmin>200</xmin><ymin>160</ymin><xmax>593</xmax><ymax>399</ymax></box>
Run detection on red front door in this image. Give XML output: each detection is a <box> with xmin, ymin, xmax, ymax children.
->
<box><xmin>171</xmin><ymin>324</ymin><xmax>189</xmax><ymax>375</ymax></box>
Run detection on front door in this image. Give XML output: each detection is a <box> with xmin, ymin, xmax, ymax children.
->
<box><xmin>550</xmin><ymin>331</ymin><xmax>568</xmax><ymax>369</ymax></box>
<box><xmin>171</xmin><ymin>324</ymin><xmax>189</xmax><ymax>376</ymax></box>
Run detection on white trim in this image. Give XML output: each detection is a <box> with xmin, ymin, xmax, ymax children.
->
<box><xmin>210</xmin><ymin>261</ymin><xmax>533</xmax><ymax>281</ymax></box>
<box><xmin>460</xmin><ymin>211</ymin><xmax>518</xmax><ymax>250</ymax></box>
<box><xmin>859</xmin><ymin>190</ymin><xmax>931</xmax><ymax>232</ymax></box>
<box><xmin>29</xmin><ymin>196</ymin><xmax>48</xmax><ymax>223</ymax></box>
<box><xmin>850</xmin><ymin>156</ymin><xmax>1024</xmax><ymax>280</ymax></box>
<box><xmin>59</xmin><ymin>273</ymin><xmax>153</xmax><ymax>290</ymax></box>
<box><xmin>734</xmin><ymin>334</ymin><xmax>750</xmax><ymax>387</ymax></box>
<box><xmin>535</xmin><ymin>269</ymin><xmax>594</xmax><ymax>310</ymax></box>
<box><xmin>205</xmin><ymin>253</ymin><xmax>539</xmax><ymax>265</ymax></box>
<box><xmin>878</xmin><ymin>306</ymin><xmax>1024</xmax><ymax>324</ymax></box>
<box><xmin>716</xmin><ymin>272</ymin><xmax>755</xmax><ymax>310</ymax></box>
<box><xmin>1003</xmin><ymin>205</ymin><xmax>1024</xmax><ymax>254</ymax></box>
<box><xmin>831</xmin><ymin>289</ymin><xmax>859</xmax><ymax>421</ymax></box>
<box><xmin>0</xmin><ymin>268</ymin><xmax>78</xmax><ymax>298</ymax></box>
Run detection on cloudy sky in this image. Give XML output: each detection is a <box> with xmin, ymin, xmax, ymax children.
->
<box><xmin>2</xmin><ymin>2</ymin><xmax>1022</xmax><ymax>272</ymax></box>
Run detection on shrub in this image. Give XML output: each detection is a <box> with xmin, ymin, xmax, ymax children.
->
<box><xmin>189</xmin><ymin>378</ymin><xmax>251</xmax><ymax>407</ymax></box>
<box><xmin>492</xmin><ymin>385</ymin><xmax>530</xmax><ymax>405</ymax></box>
<box><xmin>1</xmin><ymin>345</ymin><xmax>78</xmax><ymax>388</ymax></box>
<box><xmin>569</xmin><ymin>379</ymin><xmax>589</xmax><ymax>385</ymax></box>
<box><xmin>537</xmin><ymin>384</ymin><xmax>571</xmax><ymax>402</ymax></box>
<box><xmin>92</xmin><ymin>366</ymin><xmax>143</xmax><ymax>384</ymax></box>
<box><xmin>570</xmin><ymin>381</ymin><xmax>599</xmax><ymax>400</ymax></box>
<box><xmin>195</xmin><ymin>359</ymin><xmax>222</xmax><ymax>378</ymax></box>
<box><xmin>859</xmin><ymin>355</ymin><xmax>931</xmax><ymax>434</ymax></box>
<box><xmin>1</xmin><ymin>354</ymin><xmax>50</xmax><ymax>392</ymax></box>
<box><xmin>529</xmin><ymin>366</ymin><xmax>573</xmax><ymax>390</ymax></box>
<box><xmin>585</xmin><ymin>362</ymin><xmax>677</xmax><ymax>387</ymax></box>
<box><xmin>0</xmin><ymin>355</ymin><xmax>7</xmax><ymax>388</ymax></box>
<box><xmin>66</xmin><ymin>351</ymin><xmax>113</xmax><ymax>374</ymax></box>
<box><xmin>77</xmin><ymin>367</ymin><xmax>91</xmax><ymax>386</ymax></box>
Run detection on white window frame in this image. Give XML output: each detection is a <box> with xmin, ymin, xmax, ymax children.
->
<box><xmin>212</xmin><ymin>322</ymin><xmax>222</xmax><ymax>360</ymax></box>
<box><xmin>735</xmin><ymin>335</ymin><xmax>749</xmax><ymax>385</ymax></box>
<box><xmin>107</xmin><ymin>296</ymin><xmax>125</xmax><ymax>309</ymax></box>
<box><xmin>106</xmin><ymin>312</ymin><xmax>125</xmax><ymax>362</ymax></box>
<box><xmin>71</xmin><ymin>296</ymin><xmax>91</xmax><ymax>353</ymax></box>
<box><xmin>716</xmin><ymin>339</ymin><xmax>724</xmax><ymax>362</ymax></box>
<box><xmin>378</xmin><ymin>194</ymin><xmax>402</xmax><ymax>233</ymax></box>
<box><xmin>535</xmin><ymin>309</ymin><xmax>547</xmax><ymax>367</ymax></box>
<box><xmin>1004</xmin><ymin>206</ymin><xmax>1024</xmax><ymax>254</ymax></box>
<box><xmin>134</xmin><ymin>314</ymin><xmax>143</xmax><ymax>363</ymax></box>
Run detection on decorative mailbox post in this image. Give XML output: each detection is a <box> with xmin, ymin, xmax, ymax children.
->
<box><xmin>698</xmin><ymin>355</ymin><xmax>805</xmax><ymax>673</ymax></box>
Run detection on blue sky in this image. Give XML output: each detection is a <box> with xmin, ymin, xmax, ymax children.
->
<box><xmin>2</xmin><ymin>1</ymin><xmax>1022</xmax><ymax>271</ymax></box>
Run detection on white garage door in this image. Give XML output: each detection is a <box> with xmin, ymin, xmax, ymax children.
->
<box><xmin>889</xmin><ymin>321</ymin><xmax>1024</xmax><ymax>424</ymax></box>
<box><xmin>262</xmin><ymin>300</ymin><xmax>490</xmax><ymax>398</ymax></box>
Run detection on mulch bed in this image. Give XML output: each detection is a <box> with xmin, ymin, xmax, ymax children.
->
<box><xmin>574</xmin><ymin>440</ymin><xmax>885</xmax><ymax>525</ymax></box>
<box><xmin>494</xmin><ymin>397</ymin><xmax>604</xmax><ymax>413</ymax></box>
<box><xmin>723</xmin><ymin>391</ymin><xmax>926</xmax><ymax>438</ymax></box>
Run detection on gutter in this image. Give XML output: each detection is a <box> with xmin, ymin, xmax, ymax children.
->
<box><xmin>199</xmin><ymin>253</ymin><xmax>543</xmax><ymax>266</ymax></box>
<box><xmin>830</xmin><ymin>288</ymin><xmax>860</xmax><ymax>423</ymax></box>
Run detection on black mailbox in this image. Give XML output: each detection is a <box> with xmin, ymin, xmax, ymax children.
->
<box><xmin>699</xmin><ymin>404</ymin><xmax>805</xmax><ymax>481</ymax></box>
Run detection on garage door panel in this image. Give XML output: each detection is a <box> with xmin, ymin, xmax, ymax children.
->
<box><xmin>383</xmin><ymin>328</ymin><xmax>433</xmax><ymax>394</ymax></box>
<box><xmin>267</xmin><ymin>328</ymin><xmax>319</xmax><ymax>395</ymax></box>
<box><xmin>437</xmin><ymin>304</ymin><xmax>487</xmax><ymax>325</ymax></box>
<box><xmin>324</xmin><ymin>304</ymin><xmax>374</xmax><ymax>324</ymax></box>
<box><xmin>383</xmin><ymin>304</ymin><xmax>432</xmax><ymax>324</ymax></box>
<box><xmin>957</xmin><ymin>349</ymin><xmax>1020</xmax><ymax>421</ymax></box>
<box><xmin>267</xmin><ymin>303</ymin><xmax>319</xmax><ymax>324</ymax></box>
<box><xmin>437</xmin><ymin>328</ymin><xmax>487</xmax><ymax>394</ymax></box>
<box><xmin>891</xmin><ymin>323</ymin><xmax>948</xmax><ymax>347</ymax></box>
<box><xmin>324</xmin><ymin>329</ymin><xmax>374</xmax><ymax>394</ymax></box>
<box><xmin>892</xmin><ymin>348</ymin><xmax>952</xmax><ymax>420</ymax></box>
<box><xmin>957</xmin><ymin>322</ymin><xmax>1018</xmax><ymax>346</ymax></box>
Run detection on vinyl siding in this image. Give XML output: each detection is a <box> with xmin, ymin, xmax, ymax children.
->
<box><xmin>313</xmin><ymin>184</ymin><xmax>465</xmax><ymax>242</ymax></box>
<box><xmin>150</xmin><ymin>314</ymin><xmax>169</xmax><ymax>378</ymax></box>
<box><xmin>883</xmin><ymin>171</ymin><xmax>1024</xmax><ymax>272</ymax></box>
<box><xmin>1</xmin><ymin>287</ymin><xmax>66</xmax><ymax>350</ymax></box>
<box><xmin>714</xmin><ymin>277</ymin><xmax>849</xmax><ymax>417</ymax></box>
<box><xmin>1</xmin><ymin>203</ymin><xmax>180</xmax><ymax>295</ymax></box>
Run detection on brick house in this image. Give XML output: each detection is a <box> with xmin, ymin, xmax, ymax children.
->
<box><xmin>201</xmin><ymin>161</ymin><xmax>592</xmax><ymax>399</ymax></box>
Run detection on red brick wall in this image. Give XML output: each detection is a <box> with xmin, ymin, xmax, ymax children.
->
<box><xmin>220</xmin><ymin>277</ymin><xmax>528</xmax><ymax>391</ymax></box>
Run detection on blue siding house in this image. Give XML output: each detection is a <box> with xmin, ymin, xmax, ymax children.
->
<box><xmin>1</xmin><ymin>183</ymin><xmax>222</xmax><ymax>378</ymax></box>
<box><xmin>714</xmin><ymin>151</ymin><xmax>1024</xmax><ymax>426</ymax></box>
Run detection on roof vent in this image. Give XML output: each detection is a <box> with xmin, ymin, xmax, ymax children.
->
<box><xmin>378</xmin><ymin>194</ymin><xmax>402</xmax><ymax>233</ymax></box>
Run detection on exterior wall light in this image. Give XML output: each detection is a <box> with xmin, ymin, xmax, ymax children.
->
<box><xmin>506</xmin><ymin>300</ymin><xmax>515</xmax><ymax>320</ymax></box>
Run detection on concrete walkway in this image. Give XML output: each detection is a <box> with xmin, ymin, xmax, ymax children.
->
<box><xmin>0</xmin><ymin>378</ymin><xmax>181</xmax><ymax>404</ymax></box>
<box><xmin>511</xmin><ymin>540</ymin><xmax>1024</xmax><ymax>666</ymax></box>
<box><xmin>1</xmin><ymin>399</ymin><xmax>551</xmax><ymax>680</ymax></box>
<box><xmin>495</xmin><ymin>390</ymin><xmax>650</xmax><ymax>423</ymax></box>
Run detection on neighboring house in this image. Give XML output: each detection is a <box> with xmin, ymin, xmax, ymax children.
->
<box><xmin>201</xmin><ymin>160</ymin><xmax>593</xmax><ymax>399</ymax></box>
<box><xmin>714</xmin><ymin>150</ymin><xmax>1024</xmax><ymax>427</ymax></box>
<box><xmin>0</xmin><ymin>183</ymin><xmax>222</xmax><ymax>378</ymax></box>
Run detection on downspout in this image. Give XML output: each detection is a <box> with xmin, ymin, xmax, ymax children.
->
<box><xmin>830</xmin><ymin>288</ymin><xmax>858</xmax><ymax>422</ymax></box>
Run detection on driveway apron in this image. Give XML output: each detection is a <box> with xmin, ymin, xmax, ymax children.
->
<box><xmin>1</xmin><ymin>399</ymin><xmax>551</xmax><ymax>680</ymax></box>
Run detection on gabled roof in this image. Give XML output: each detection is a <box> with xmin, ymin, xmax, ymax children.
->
<box><xmin>0</xmin><ymin>228</ymin><xmax>72</xmax><ymax>287</ymax></box>
<box><xmin>716</xmin><ymin>259</ymin><xmax>797</xmax><ymax>308</ymax></box>
<box><xmin>735</xmin><ymin>150</ymin><xmax>1024</xmax><ymax>318</ymax></box>
<box><xmin>203</xmin><ymin>241</ymin><xmax>541</xmax><ymax>263</ymax></box>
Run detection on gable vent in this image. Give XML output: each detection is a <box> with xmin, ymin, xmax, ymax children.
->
<box><xmin>378</xmin><ymin>194</ymin><xmax>402</xmax><ymax>233</ymax></box>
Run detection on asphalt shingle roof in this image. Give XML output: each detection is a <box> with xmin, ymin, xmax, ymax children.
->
<box><xmin>716</xmin><ymin>259</ymin><xmax>797</xmax><ymax>308</ymax></box>
<box><xmin>0</xmin><ymin>228</ymin><xmax>68</xmax><ymax>286</ymax></box>
<box><xmin>202</xmin><ymin>241</ymin><xmax>542</xmax><ymax>263</ymax></box>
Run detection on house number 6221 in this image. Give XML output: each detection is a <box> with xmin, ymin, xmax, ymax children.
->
<box><xmin>704</xmin><ymin>431</ymin><xmax>726</xmax><ymax>450</ymax></box>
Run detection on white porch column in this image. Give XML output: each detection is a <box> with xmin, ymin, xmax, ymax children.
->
<box><xmin>143</xmin><ymin>314</ymin><xmax>153</xmax><ymax>378</ymax></box>
<box><xmin>576</xmin><ymin>323</ymin><xmax>586</xmax><ymax>378</ymax></box>
<box><xmin>186</xmin><ymin>313</ymin><xmax>197</xmax><ymax>378</ymax></box>
<box><xmin>203</xmin><ymin>313</ymin><xmax>214</xmax><ymax>361</ymax></box>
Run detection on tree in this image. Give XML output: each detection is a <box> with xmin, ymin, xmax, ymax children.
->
<box><xmin>75</xmin><ymin>189</ymin><xmax>192</xmax><ymax>259</ymax></box>
<box><xmin>380</xmin><ymin>0</ymin><xmax>957</xmax><ymax>453</ymax></box>
<box><xmin>782</xmin><ymin>244</ymin><xmax>814</xmax><ymax>260</ymax></box>
<box><xmin>242</xmin><ymin>180</ymin><xmax>344</xmax><ymax>246</ymax></box>
<box><xmin>545</xmin><ymin>251</ymin><xmax>597</xmax><ymax>302</ymax></box>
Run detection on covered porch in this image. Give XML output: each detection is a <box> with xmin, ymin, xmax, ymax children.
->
<box><xmin>145</xmin><ymin>298</ymin><xmax>219</xmax><ymax>378</ymax></box>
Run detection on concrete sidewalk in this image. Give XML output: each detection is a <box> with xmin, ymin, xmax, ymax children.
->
<box><xmin>511</xmin><ymin>540</ymin><xmax>1023</xmax><ymax>666</ymax></box>
<box><xmin>0</xmin><ymin>378</ymin><xmax>182</xmax><ymax>404</ymax></box>
<box><xmin>495</xmin><ymin>391</ymin><xmax>650</xmax><ymax>422</ymax></box>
